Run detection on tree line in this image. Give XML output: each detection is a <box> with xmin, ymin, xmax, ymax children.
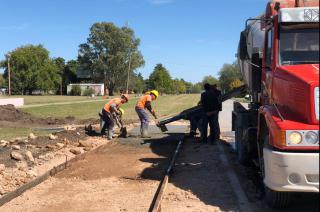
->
<box><xmin>0</xmin><ymin>22</ymin><xmax>243</xmax><ymax>95</ymax></box>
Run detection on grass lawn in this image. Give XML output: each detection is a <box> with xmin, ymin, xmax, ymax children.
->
<box><xmin>1</xmin><ymin>94</ymin><xmax>200</xmax><ymax>140</ymax></box>
<box><xmin>23</xmin><ymin>94</ymin><xmax>201</xmax><ymax>120</ymax></box>
<box><xmin>0</xmin><ymin>95</ymin><xmax>102</xmax><ymax>105</ymax></box>
<box><xmin>0</xmin><ymin>128</ymin><xmax>50</xmax><ymax>140</ymax></box>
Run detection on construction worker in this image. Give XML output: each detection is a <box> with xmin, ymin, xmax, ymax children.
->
<box><xmin>135</xmin><ymin>90</ymin><xmax>159</xmax><ymax>137</ymax></box>
<box><xmin>100</xmin><ymin>94</ymin><xmax>129</xmax><ymax>140</ymax></box>
<box><xmin>211</xmin><ymin>84</ymin><xmax>222</xmax><ymax>140</ymax></box>
<box><xmin>201</xmin><ymin>83</ymin><xmax>219</xmax><ymax>144</ymax></box>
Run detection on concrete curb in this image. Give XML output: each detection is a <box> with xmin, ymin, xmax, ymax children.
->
<box><xmin>217</xmin><ymin>141</ymin><xmax>253</xmax><ymax>212</ymax></box>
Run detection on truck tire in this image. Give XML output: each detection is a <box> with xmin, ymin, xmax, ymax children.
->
<box><xmin>263</xmin><ymin>135</ymin><xmax>291</xmax><ymax>209</ymax></box>
<box><xmin>235</xmin><ymin>129</ymin><xmax>250</xmax><ymax>165</ymax></box>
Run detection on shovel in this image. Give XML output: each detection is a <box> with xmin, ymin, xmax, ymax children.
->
<box><xmin>119</xmin><ymin>126</ymin><xmax>128</xmax><ymax>138</ymax></box>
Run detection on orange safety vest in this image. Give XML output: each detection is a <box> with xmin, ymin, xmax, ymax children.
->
<box><xmin>136</xmin><ymin>95</ymin><xmax>152</xmax><ymax>109</ymax></box>
<box><xmin>103</xmin><ymin>98</ymin><xmax>122</xmax><ymax>113</ymax></box>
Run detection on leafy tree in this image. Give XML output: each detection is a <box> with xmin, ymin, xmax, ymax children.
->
<box><xmin>190</xmin><ymin>82</ymin><xmax>202</xmax><ymax>93</ymax></box>
<box><xmin>202</xmin><ymin>75</ymin><xmax>219</xmax><ymax>86</ymax></box>
<box><xmin>173</xmin><ymin>79</ymin><xmax>187</xmax><ymax>94</ymax></box>
<box><xmin>61</xmin><ymin>60</ymin><xmax>79</xmax><ymax>94</ymax></box>
<box><xmin>218</xmin><ymin>62</ymin><xmax>243</xmax><ymax>93</ymax></box>
<box><xmin>1</xmin><ymin>45</ymin><xmax>61</xmax><ymax>95</ymax></box>
<box><xmin>148</xmin><ymin>64</ymin><xmax>173</xmax><ymax>94</ymax></box>
<box><xmin>69</xmin><ymin>85</ymin><xmax>82</xmax><ymax>96</ymax></box>
<box><xmin>130</xmin><ymin>72</ymin><xmax>146</xmax><ymax>94</ymax></box>
<box><xmin>0</xmin><ymin>74</ymin><xmax>6</xmax><ymax>87</ymax></box>
<box><xmin>78</xmin><ymin>22</ymin><xmax>145</xmax><ymax>95</ymax></box>
<box><xmin>53</xmin><ymin>57</ymin><xmax>65</xmax><ymax>94</ymax></box>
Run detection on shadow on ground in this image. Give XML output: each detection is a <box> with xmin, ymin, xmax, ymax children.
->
<box><xmin>139</xmin><ymin>133</ymin><xmax>241</xmax><ymax>211</ymax></box>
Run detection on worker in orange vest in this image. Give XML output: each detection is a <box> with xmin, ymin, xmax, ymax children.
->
<box><xmin>100</xmin><ymin>94</ymin><xmax>129</xmax><ymax>140</ymax></box>
<box><xmin>135</xmin><ymin>90</ymin><xmax>159</xmax><ymax>137</ymax></box>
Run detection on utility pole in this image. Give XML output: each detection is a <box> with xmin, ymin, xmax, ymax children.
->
<box><xmin>126</xmin><ymin>52</ymin><xmax>132</xmax><ymax>94</ymax></box>
<box><xmin>125</xmin><ymin>21</ymin><xmax>131</xmax><ymax>94</ymax></box>
<box><xmin>6</xmin><ymin>54</ymin><xmax>11</xmax><ymax>96</ymax></box>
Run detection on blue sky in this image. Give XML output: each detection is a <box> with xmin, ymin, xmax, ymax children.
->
<box><xmin>0</xmin><ymin>0</ymin><xmax>267</xmax><ymax>83</ymax></box>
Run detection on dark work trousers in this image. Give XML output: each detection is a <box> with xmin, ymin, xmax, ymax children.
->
<box><xmin>201</xmin><ymin>112</ymin><xmax>220</xmax><ymax>142</ymax></box>
<box><xmin>216</xmin><ymin>112</ymin><xmax>221</xmax><ymax>139</ymax></box>
<box><xmin>190</xmin><ymin>111</ymin><xmax>203</xmax><ymax>135</ymax></box>
<box><xmin>101</xmin><ymin>109</ymin><xmax>115</xmax><ymax>138</ymax></box>
<box><xmin>135</xmin><ymin>107</ymin><xmax>150</xmax><ymax>136</ymax></box>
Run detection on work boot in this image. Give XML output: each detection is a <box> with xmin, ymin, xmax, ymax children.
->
<box><xmin>141</xmin><ymin>129</ymin><xmax>151</xmax><ymax>138</ymax></box>
<box><xmin>107</xmin><ymin>129</ymin><xmax>114</xmax><ymax>140</ymax></box>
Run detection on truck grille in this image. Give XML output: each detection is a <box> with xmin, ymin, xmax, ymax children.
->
<box><xmin>315</xmin><ymin>87</ymin><xmax>319</xmax><ymax>120</ymax></box>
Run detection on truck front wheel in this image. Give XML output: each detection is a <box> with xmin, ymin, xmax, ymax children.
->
<box><xmin>263</xmin><ymin>135</ymin><xmax>291</xmax><ymax>209</ymax></box>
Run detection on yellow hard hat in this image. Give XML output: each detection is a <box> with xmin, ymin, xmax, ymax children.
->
<box><xmin>121</xmin><ymin>94</ymin><xmax>129</xmax><ymax>102</ymax></box>
<box><xmin>145</xmin><ymin>91</ymin><xmax>151</xmax><ymax>95</ymax></box>
<box><xmin>150</xmin><ymin>90</ymin><xmax>159</xmax><ymax>98</ymax></box>
<box><xmin>118</xmin><ymin>108</ymin><xmax>125</xmax><ymax>115</ymax></box>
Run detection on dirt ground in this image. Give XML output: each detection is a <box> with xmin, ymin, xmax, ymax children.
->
<box><xmin>1</xmin><ymin>124</ymin><xmax>186</xmax><ymax>212</ymax></box>
<box><xmin>0</xmin><ymin>105</ymin><xmax>97</xmax><ymax>128</ymax></box>
<box><xmin>162</xmin><ymin>138</ymin><xmax>240</xmax><ymax>212</ymax></box>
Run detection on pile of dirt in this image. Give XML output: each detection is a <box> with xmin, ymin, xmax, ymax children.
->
<box><xmin>0</xmin><ymin>105</ymin><xmax>30</xmax><ymax>121</ymax></box>
<box><xmin>0</xmin><ymin>105</ymin><xmax>97</xmax><ymax>127</ymax></box>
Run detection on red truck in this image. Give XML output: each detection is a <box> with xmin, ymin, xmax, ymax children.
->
<box><xmin>235</xmin><ymin>0</ymin><xmax>319</xmax><ymax>208</ymax></box>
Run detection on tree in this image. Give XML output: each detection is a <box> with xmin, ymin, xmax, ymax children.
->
<box><xmin>78</xmin><ymin>22</ymin><xmax>145</xmax><ymax>95</ymax></box>
<box><xmin>0</xmin><ymin>45</ymin><xmax>61</xmax><ymax>95</ymax></box>
<box><xmin>53</xmin><ymin>57</ymin><xmax>65</xmax><ymax>95</ymax></box>
<box><xmin>148</xmin><ymin>64</ymin><xmax>173</xmax><ymax>94</ymax></box>
<box><xmin>190</xmin><ymin>82</ymin><xmax>202</xmax><ymax>93</ymax></box>
<box><xmin>130</xmin><ymin>72</ymin><xmax>146</xmax><ymax>94</ymax></box>
<box><xmin>0</xmin><ymin>74</ymin><xmax>6</xmax><ymax>87</ymax></box>
<box><xmin>218</xmin><ymin>62</ymin><xmax>243</xmax><ymax>93</ymax></box>
<box><xmin>61</xmin><ymin>60</ymin><xmax>78</xmax><ymax>94</ymax></box>
<box><xmin>202</xmin><ymin>75</ymin><xmax>219</xmax><ymax>86</ymax></box>
<box><xmin>173</xmin><ymin>79</ymin><xmax>187</xmax><ymax>94</ymax></box>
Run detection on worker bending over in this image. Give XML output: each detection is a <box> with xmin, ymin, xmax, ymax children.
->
<box><xmin>135</xmin><ymin>90</ymin><xmax>159</xmax><ymax>138</ymax></box>
<box><xmin>101</xmin><ymin>94</ymin><xmax>129</xmax><ymax>140</ymax></box>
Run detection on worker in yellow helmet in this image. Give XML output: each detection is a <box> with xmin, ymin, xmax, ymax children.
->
<box><xmin>135</xmin><ymin>90</ymin><xmax>159</xmax><ymax>137</ymax></box>
<box><xmin>100</xmin><ymin>94</ymin><xmax>129</xmax><ymax>140</ymax></box>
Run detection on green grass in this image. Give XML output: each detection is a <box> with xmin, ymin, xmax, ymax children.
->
<box><xmin>0</xmin><ymin>95</ymin><xmax>100</xmax><ymax>105</ymax></box>
<box><xmin>1</xmin><ymin>94</ymin><xmax>200</xmax><ymax>140</ymax></box>
<box><xmin>0</xmin><ymin>128</ymin><xmax>49</xmax><ymax>140</ymax></box>
<box><xmin>23</xmin><ymin>94</ymin><xmax>200</xmax><ymax>120</ymax></box>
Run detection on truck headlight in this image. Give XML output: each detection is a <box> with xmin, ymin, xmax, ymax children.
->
<box><xmin>288</xmin><ymin>131</ymin><xmax>302</xmax><ymax>144</ymax></box>
<box><xmin>305</xmin><ymin>131</ymin><xmax>319</xmax><ymax>144</ymax></box>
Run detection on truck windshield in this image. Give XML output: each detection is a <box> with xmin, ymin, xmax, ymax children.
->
<box><xmin>279</xmin><ymin>25</ymin><xmax>319</xmax><ymax>65</ymax></box>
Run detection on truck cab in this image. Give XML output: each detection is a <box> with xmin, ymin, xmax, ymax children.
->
<box><xmin>235</xmin><ymin>0</ymin><xmax>319</xmax><ymax>208</ymax></box>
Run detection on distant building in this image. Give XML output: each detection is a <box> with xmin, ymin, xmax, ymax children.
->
<box><xmin>67</xmin><ymin>83</ymin><xmax>105</xmax><ymax>96</ymax></box>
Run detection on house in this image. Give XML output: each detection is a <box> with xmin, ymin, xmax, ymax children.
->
<box><xmin>67</xmin><ymin>83</ymin><xmax>105</xmax><ymax>96</ymax></box>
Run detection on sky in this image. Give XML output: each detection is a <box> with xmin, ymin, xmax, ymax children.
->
<box><xmin>0</xmin><ymin>0</ymin><xmax>267</xmax><ymax>83</ymax></box>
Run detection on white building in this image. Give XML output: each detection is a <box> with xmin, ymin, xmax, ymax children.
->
<box><xmin>67</xmin><ymin>83</ymin><xmax>105</xmax><ymax>96</ymax></box>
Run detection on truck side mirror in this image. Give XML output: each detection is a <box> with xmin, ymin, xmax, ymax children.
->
<box><xmin>239</xmin><ymin>31</ymin><xmax>248</xmax><ymax>60</ymax></box>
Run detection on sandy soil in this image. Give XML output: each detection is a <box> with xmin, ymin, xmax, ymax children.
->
<box><xmin>161</xmin><ymin>138</ymin><xmax>240</xmax><ymax>212</ymax></box>
<box><xmin>1</xmin><ymin>125</ymin><xmax>185</xmax><ymax>211</ymax></box>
